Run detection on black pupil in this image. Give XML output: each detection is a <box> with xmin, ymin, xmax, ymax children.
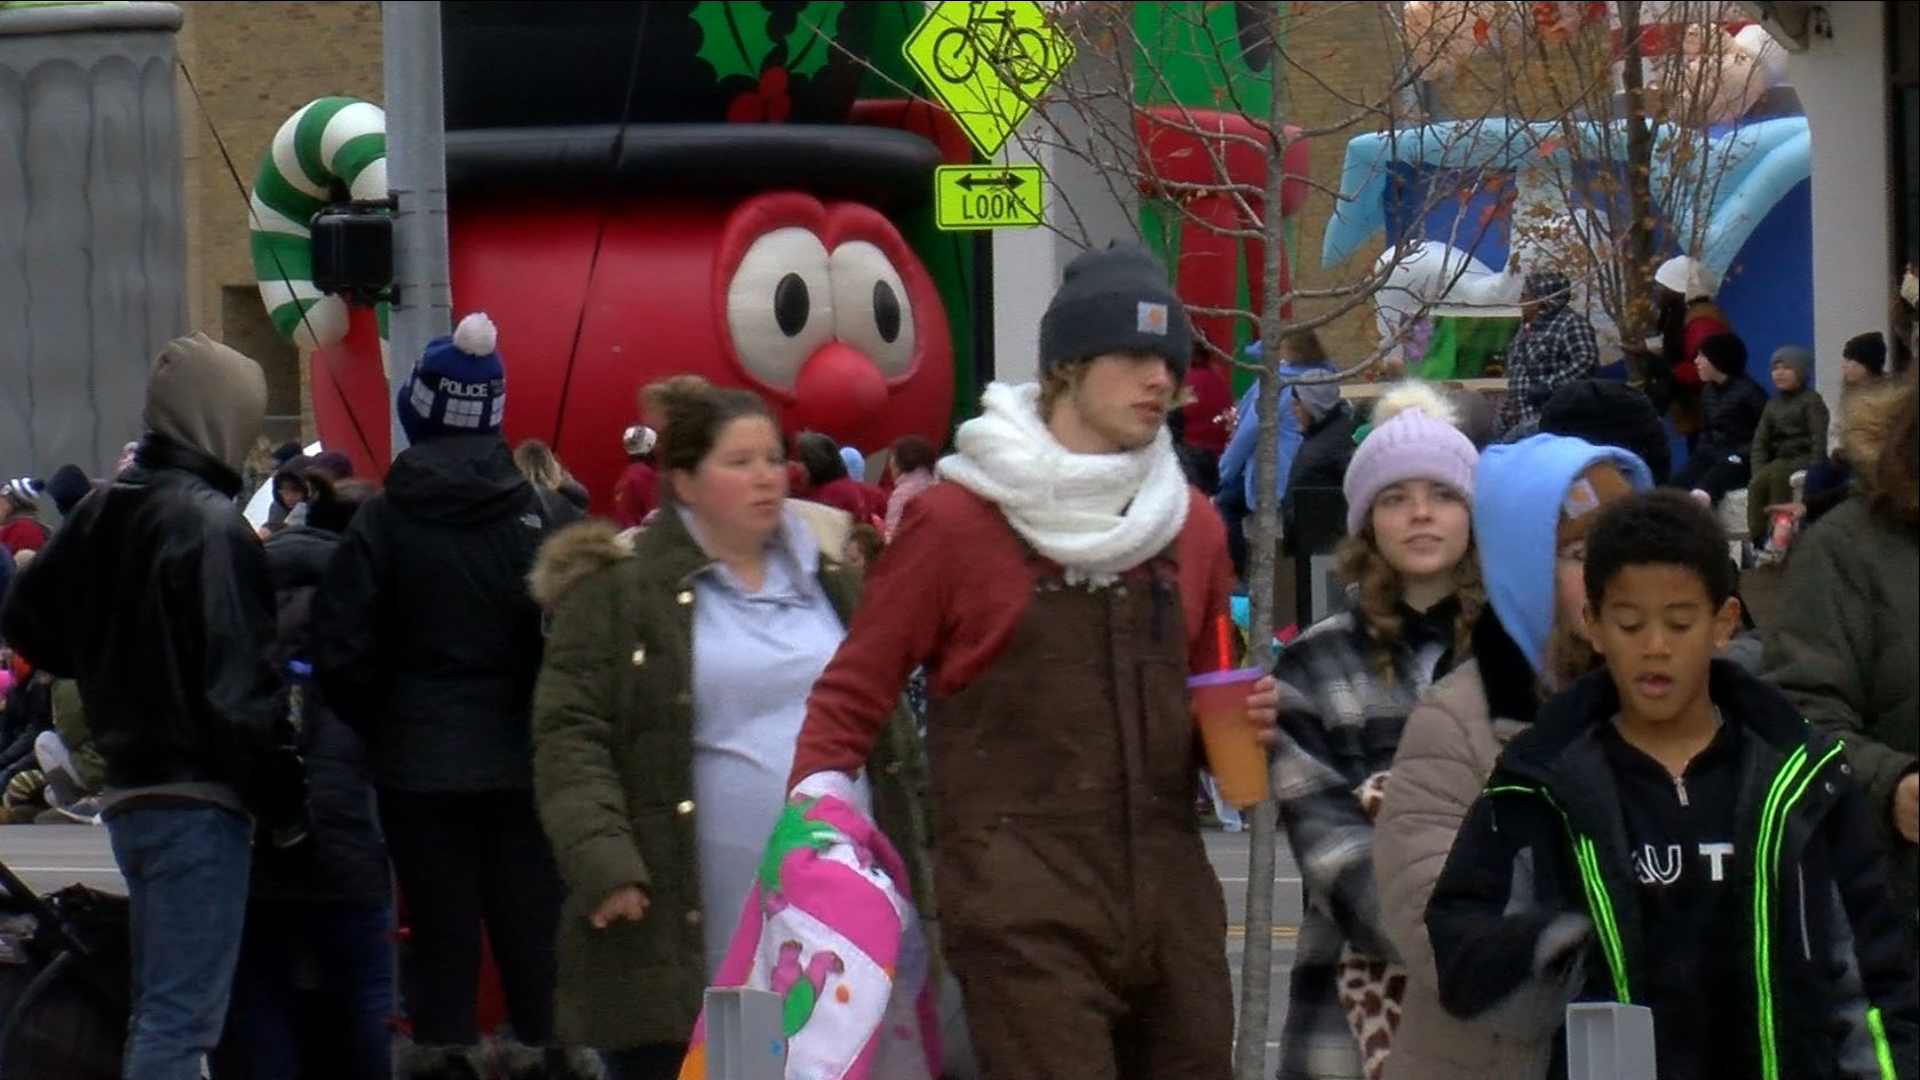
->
<box><xmin>873</xmin><ymin>280</ymin><xmax>902</xmax><ymax>344</ymax></box>
<box><xmin>775</xmin><ymin>273</ymin><xmax>810</xmax><ymax>337</ymax></box>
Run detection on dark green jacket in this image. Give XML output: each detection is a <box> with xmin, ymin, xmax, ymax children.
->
<box><xmin>1752</xmin><ymin>386</ymin><xmax>1831</xmax><ymax>470</ymax></box>
<box><xmin>1765</xmin><ymin>495</ymin><xmax>1920</xmax><ymax>929</ymax></box>
<box><xmin>529</xmin><ymin>514</ymin><xmax>936</xmax><ymax>1051</ymax></box>
<box><xmin>50</xmin><ymin>679</ymin><xmax>104</xmax><ymax>793</ymax></box>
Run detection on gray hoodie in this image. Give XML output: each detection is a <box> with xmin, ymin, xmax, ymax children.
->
<box><xmin>143</xmin><ymin>332</ymin><xmax>268</xmax><ymax>474</ymax></box>
<box><xmin>1753</xmin><ymin>346</ymin><xmax>1829</xmax><ymax>470</ymax></box>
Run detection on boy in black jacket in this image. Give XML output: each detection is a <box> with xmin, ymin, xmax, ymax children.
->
<box><xmin>1671</xmin><ymin>332</ymin><xmax>1768</xmax><ymax>506</ymax></box>
<box><xmin>1427</xmin><ymin>490</ymin><xmax>1917</xmax><ymax>1079</ymax></box>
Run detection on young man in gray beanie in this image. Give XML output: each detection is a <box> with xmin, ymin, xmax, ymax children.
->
<box><xmin>787</xmin><ymin>243</ymin><xmax>1278</xmax><ymax>1079</ymax></box>
<box><xmin>3</xmin><ymin>333</ymin><xmax>287</xmax><ymax>1080</ymax></box>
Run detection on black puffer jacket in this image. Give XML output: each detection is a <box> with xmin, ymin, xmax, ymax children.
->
<box><xmin>1698</xmin><ymin>373</ymin><xmax>1770</xmax><ymax>459</ymax></box>
<box><xmin>255</xmin><ymin>527</ymin><xmax>389</xmax><ymax>904</ymax></box>
<box><xmin>1429</xmin><ymin>662</ymin><xmax>1918</xmax><ymax>1080</ymax></box>
<box><xmin>311</xmin><ymin>435</ymin><xmax>580</xmax><ymax>793</ymax></box>
<box><xmin>1281</xmin><ymin>403</ymin><xmax>1359</xmax><ymax>554</ymax></box>
<box><xmin>1</xmin><ymin>434</ymin><xmax>287</xmax><ymax>790</ymax></box>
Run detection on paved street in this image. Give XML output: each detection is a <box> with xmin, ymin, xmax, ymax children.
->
<box><xmin>0</xmin><ymin>823</ymin><xmax>121</xmax><ymax>896</ymax></box>
<box><xmin>0</xmin><ymin>822</ymin><xmax>1306</xmax><ymax>1072</ymax></box>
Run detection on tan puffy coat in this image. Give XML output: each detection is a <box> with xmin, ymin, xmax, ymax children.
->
<box><xmin>1374</xmin><ymin>620</ymin><xmax>1556</xmax><ymax>1080</ymax></box>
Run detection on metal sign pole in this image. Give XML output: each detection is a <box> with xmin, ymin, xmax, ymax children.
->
<box><xmin>379</xmin><ymin>0</ymin><xmax>453</xmax><ymax>461</ymax></box>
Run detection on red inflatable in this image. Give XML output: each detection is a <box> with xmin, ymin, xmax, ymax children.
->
<box><xmin>311</xmin><ymin>191</ymin><xmax>954</xmax><ymax>512</ymax></box>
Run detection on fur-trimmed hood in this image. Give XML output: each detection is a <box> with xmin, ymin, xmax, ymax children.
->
<box><xmin>529</xmin><ymin>519</ymin><xmax>634</xmax><ymax>610</ymax></box>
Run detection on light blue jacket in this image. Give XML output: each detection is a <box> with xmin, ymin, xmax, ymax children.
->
<box><xmin>1472</xmin><ymin>435</ymin><xmax>1654</xmax><ymax>672</ymax></box>
<box><xmin>1217</xmin><ymin>353</ymin><xmax>1335</xmax><ymax>506</ymax></box>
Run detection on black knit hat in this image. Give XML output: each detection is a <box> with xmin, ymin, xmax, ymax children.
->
<box><xmin>47</xmin><ymin>464</ymin><xmax>94</xmax><ymax>517</ymax></box>
<box><xmin>1843</xmin><ymin>331</ymin><xmax>1888</xmax><ymax>375</ymax></box>
<box><xmin>1697</xmin><ymin>332</ymin><xmax>1749</xmax><ymax>378</ymax></box>
<box><xmin>1039</xmin><ymin>243</ymin><xmax>1192</xmax><ymax>380</ymax></box>
<box><xmin>1538</xmin><ymin>379</ymin><xmax>1672</xmax><ymax>484</ymax></box>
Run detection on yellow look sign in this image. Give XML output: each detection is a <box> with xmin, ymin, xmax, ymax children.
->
<box><xmin>935</xmin><ymin>165</ymin><xmax>1043</xmax><ymax>230</ymax></box>
<box><xmin>903</xmin><ymin>1</ymin><xmax>1074</xmax><ymax>159</ymax></box>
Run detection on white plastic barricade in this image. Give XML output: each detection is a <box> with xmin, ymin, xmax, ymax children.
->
<box><xmin>701</xmin><ymin>987</ymin><xmax>785</xmax><ymax>1080</ymax></box>
<box><xmin>1566</xmin><ymin>1002</ymin><xmax>1656</xmax><ymax>1080</ymax></box>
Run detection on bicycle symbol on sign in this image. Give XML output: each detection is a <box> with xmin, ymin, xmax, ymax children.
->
<box><xmin>931</xmin><ymin>3</ymin><xmax>1057</xmax><ymax>87</ymax></box>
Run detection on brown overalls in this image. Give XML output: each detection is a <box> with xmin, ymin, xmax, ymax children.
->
<box><xmin>924</xmin><ymin>553</ymin><xmax>1234</xmax><ymax>1080</ymax></box>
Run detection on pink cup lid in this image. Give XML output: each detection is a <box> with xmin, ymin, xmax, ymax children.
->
<box><xmin>1186</xmin><ymin>665</ymin><xmax>1266</xmax><ymax>688</ymax></box>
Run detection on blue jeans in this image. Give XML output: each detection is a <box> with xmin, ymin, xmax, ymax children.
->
<box><xmin>227</xmin><ymin>899</ymin><xmax>395</xmax><ymax>1079</ymax></box>
<box><xmin>107</xmin><ymin>804</ymin><xmax>253</xmax><ymax>1080</ymax></box>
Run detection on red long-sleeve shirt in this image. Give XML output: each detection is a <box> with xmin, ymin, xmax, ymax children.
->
<box><xmin>1671</xmin><ymin>309</ymin><xmax>1731</xmax><ymax>389</ymax></box>
<box><xmin>611</xmin><ymin>462</ymin><xmax>657</xmax><ymax>529</ymax></box>
<box><xmin>789</xmin><ymin>482</ymin><xmax>1233</xmax><ymax>784</ymax></box>
<box><xmin>1180</xmin><ymin>361</ymin><xmax>1235</xmax><ymax>458</ymax></box>
<box><xmin>0</xmin><ymin>516</ymin><xmax>48</xmax><ymax>557</ymax></box>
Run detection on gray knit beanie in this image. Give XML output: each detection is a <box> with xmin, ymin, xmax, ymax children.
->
<box><xmin>1770</xmin><ymin>345</ymin><xmax>1813</xmax><ymax>385</ymax></box>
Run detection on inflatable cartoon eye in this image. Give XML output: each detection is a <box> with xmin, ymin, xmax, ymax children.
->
<box><xmin>829</xmin><ymin>241</ymin><xmax>916</xmax><ymax>379</ymax></box>
<box><xmin>725</xmin><ymin>227</ymin><xmax>836</xmax><ymax>390</ymax></box>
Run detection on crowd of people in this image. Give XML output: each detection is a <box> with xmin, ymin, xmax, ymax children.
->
<box><xmin>0</xmin><ymin>248</ymin><xmax>1912</xmax><ymax>1080</ymax></box>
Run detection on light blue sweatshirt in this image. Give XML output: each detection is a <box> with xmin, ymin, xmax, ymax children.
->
<box><xmin>1472</xmin><ymin>435</ymin><xmax>1654</xmax><ymax>672</ymax></box>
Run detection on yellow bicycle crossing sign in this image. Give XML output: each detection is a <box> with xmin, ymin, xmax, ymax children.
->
<box><xmin>903</xmin><ymin>1</ymin><xmax>1074</xmax><ymax>159</ymax></box>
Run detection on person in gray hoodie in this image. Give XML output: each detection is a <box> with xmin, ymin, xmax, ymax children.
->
<box><xmin>3</xmin><ymin>334</ymin><xmax>286</xmax><ymax>1080</ymax></box>
<box><xmin>1748</xmin><ymin>345</ymin><xmax>1830</xmax><ymax>542</ymax></box>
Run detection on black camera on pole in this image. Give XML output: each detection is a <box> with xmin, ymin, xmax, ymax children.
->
<box><xmin>309</xmin><ymin>201</ymin><xmax>395</xmax><ymax>306</ymax></box>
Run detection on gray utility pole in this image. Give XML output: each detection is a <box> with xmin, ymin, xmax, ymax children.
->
<box><xmin>380</xmin><ymin>0</ymin><xmax>452</xmax><ymax>460</ymax></box>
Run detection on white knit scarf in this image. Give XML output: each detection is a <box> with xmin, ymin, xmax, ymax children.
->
<box><xmin>937</xmin><ymin>382</ymin><xmax>1189</xmax><ymax>584</ymax></box>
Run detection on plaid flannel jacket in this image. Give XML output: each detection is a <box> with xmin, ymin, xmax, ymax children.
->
<box><xmin>1271</xmin><ymin>604</ymin><xmax>1464</xmax><ymax>1080</ymax></box>
<box><xmin>1499</xmin><ymin>300</ymin><xmax>1600</xmax><ymax>433</ymax></box>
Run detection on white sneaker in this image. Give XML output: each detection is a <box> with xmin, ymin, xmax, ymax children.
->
<box><xmin>51</xmin><ymin>796</ymin><xmax>102</xmax><ymax>825</ymax></box>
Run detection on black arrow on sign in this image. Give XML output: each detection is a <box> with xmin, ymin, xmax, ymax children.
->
<box><xmin>955</xmin><ymin>172</ymin><xmax>1027</xmax><ymax>192</ymax></box>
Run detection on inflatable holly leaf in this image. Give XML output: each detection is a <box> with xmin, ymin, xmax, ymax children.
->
<box><xmin>785</xmin><ymin>0</ymin><xmax>846</xmax><ymax>80</ymax></box>
<box><xmin>692</xmin><ymin>1</ymin><xmax>776</xmax><ymax>83</ymax></box>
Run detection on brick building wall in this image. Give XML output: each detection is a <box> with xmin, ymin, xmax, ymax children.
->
<box><xmin>175</xmin><ymin>0</ymin><xmax>381</xmax><ymax>442</ymax></box>
<box><xmin>1275</xmin><ymin>3</ymin><xmax>1402</xmax><ymax>366</ymax></box>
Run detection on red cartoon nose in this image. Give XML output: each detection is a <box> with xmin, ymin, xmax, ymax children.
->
<box><xmin>791</xmin><ymin>341</ymin><xmax>887</xmax><ymax>440</ymax></box>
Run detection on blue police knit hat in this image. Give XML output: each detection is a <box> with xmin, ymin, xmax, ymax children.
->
<box><xmin>398</xmin><ymin>312</ymin><xmax>505</xmax><ymax>442</ymax></box>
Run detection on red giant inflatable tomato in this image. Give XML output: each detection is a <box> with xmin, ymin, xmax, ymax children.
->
<box><xmin>310</xmin><ymin>191</ymin><xmax>954</xmax><ymax>512</ymax></box>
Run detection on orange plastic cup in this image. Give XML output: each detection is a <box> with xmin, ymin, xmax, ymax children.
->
<box><xmin>1188</xmin><ymin>666</ymin><xmax>1270</xmax><ymax>808</ymax></box>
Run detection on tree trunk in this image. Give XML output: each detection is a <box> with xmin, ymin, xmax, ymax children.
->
<box><xmin>1232</xmin><ymin>39</ymin><xmax>1289</xmax><ymax>1080</ymax></box>
<box><xmin>1617</xmin><ymin>0</ymin><xmax>1659</xmax><ymax>386</ymax></box>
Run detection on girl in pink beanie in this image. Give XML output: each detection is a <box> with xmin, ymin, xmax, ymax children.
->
<box><xmin>1271</xmin><ymin>399</ymin><xmax>1482</xmax><ymax>1080</ymax></box>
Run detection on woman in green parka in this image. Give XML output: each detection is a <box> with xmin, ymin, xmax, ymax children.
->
<box><xmin>1765</xmin><ymin>375</ymin><xmax>1919</xmax><ymax>940</ymax></box>
<box><xmin>529</xmin><ymin>381</ymin><xmax>936</xmax><ymax>1079</ymax></box>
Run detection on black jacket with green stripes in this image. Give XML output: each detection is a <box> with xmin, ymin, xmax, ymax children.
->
<box><xmin>1425</xmin><ymin>660</ymin><xmax>1917</xmax><ymax>1080</ymax></box>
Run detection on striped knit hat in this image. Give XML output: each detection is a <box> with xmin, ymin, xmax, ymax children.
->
<box><xmin>3</xmin><ymin>478</ymin><xmax>42</xmax><ymax>508</ymax></box>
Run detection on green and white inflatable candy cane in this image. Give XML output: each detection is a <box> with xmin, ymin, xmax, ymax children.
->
<box><xmin>249</xmin><ymin>96</ymin><xmax>389</xmax><ymax>357</ymax></box>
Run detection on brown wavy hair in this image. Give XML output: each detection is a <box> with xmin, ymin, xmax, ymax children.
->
<box><xmin>652</xmin><ymin>379</ymin><xmax>779</xmax><ymax>502</ymax></box>
<box><xmin>1859</xmin><ymin>375</ymin><xmax>1919</xmax><ymax>527</ymax></box>
<box><xmin>1333</xmin><ymin>525</ymin><xmax>1486</xmax><ymax>680</ymax></box>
